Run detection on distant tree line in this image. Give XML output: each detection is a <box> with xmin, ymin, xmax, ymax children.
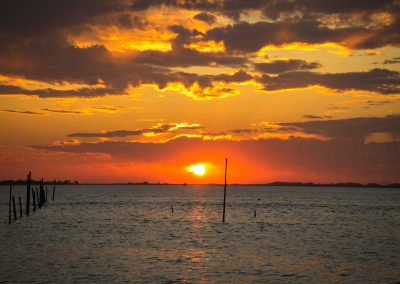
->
<box><xmin>233</xmin><ymin>181</ymin><xmax>400</xmax><ymax>188</ymax></box>
<box><xmin>0</xmin><ymin>179</ymin><xmax>79</xmax><ymax>185</ymax></box>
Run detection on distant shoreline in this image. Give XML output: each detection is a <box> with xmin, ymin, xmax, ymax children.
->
<box><xmin>1</xmin><ymin>180</ymin><xmax>399</xmax><ymax>188</ymax></box>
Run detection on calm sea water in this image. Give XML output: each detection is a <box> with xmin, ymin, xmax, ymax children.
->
<box><xmin>0</xmin><ymin>185</ymin><xmax>399</xmax><ymax>283</ymax></box>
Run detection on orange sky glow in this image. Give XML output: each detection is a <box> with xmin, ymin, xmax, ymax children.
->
<box><xmin>0</xmin><ymin>1</ymin><xmax>399</xmax><ymax>184</ymax></box>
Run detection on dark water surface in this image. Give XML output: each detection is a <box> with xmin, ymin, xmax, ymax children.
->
<box><xmin>1</xmin><ymin>185</ymin><xmax>399</xmax><ymax>283</ymax></box>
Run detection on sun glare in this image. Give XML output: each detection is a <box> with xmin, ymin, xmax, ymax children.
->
<box><xmin>188</xmin><ymin>163</ymin><xmax>206</xmax><ymax>176</ymax></box>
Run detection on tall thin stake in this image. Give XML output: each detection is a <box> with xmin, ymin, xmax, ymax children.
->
<box><xmin>12</xmin><ymin>196</ymin><xmax>17</xmax><ymax>221</ymax></box>
<box><xmin>9</xmin><ymin>185</ymin><xmax>12</xmax><ymax>224</ymax></box>
<box><xmin>222</xmin><ymin>158</ymin><xmax>228</xmax><ymax>223</ymax></box>
<box><xmin>26</xmin><ymin>171</ymin><xmax>31</xmax><ymax>216</ymax></box>
<box><xmin>52</xmin><ymin>185</ymin><xmax>55</xmax><ymax>201</ymax></box>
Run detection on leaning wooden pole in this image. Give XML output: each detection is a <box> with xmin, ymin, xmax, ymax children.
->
<box><xmin>9</xmin><ymin>185</ymin><xmax>12</xmax><ymax>224</ymax></box>
<box><xmin>12</xmin><ymin>196</ymin><xmax>17</xmax><ymax>221</ymax></box>
<box><xmin>26</xmin><ymin>171</ymin><xmax>31</xmax><ymax>216</ymax></box>
<box><xmin>222</xmin><ymin>158</ymin><xmax>228</xmax><ymax>223</ymax></box>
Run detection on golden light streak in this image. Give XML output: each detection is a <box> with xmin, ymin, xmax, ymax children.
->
<box><xmin>185</xmin><ymin>41</ymin><xmax>225</xmax><ymax>53</ymax></box>
<box><xmin>258</xmin><ymin>42</ymin><xmax>351</xmax><ymax>56</ymax></box>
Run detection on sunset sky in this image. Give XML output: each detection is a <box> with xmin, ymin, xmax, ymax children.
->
<box><xmin>0</xmin><ymin>0</ymin><xmax>399</xmax><ymax>184</ymax></box>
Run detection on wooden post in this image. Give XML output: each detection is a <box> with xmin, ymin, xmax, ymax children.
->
<box><xmin>52</xmin><ymin>185</ymin><xmax>55</xmax><ymax>201</ymax></box>
<box><xmin>33</xmin><ymin>190</ymin><xmax>36</xmax><ymax>211</ymax></box>
<box><xmin>19</xmin><ymin>197</ymin><xmax>23</xmax><ymax>217</ymax></box>
<box><xmin>171</xmin><ymin>205</ymin><xmax>174</xmax><ymax>214</ymax></box>
<box><xmin>9</xmin><ymin>185</ymin><xmax>12</xmax><ymax>224</ymax></box>
<box><xmin>12</xmin><ymin>196</ymin><xmax>17</xmax><ymax>221</ymax></box>
<box><xmin>222</xmin><ymin>158</ymin><xmax>228</xmax><ymax>223</ymax></box>
<box><xmin>254</xmin><ymin>209</ymin><xmax>256</xmax><ymax>218</ymax></box>
<box><xmin>26</xmin><ymin>171</ymin><xmax>31</xmax><ymax>216</ymax></box>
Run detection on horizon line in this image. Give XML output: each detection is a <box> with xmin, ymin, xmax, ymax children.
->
<box><xmin>1</xmin><ymin>180</ymin><xmax>399</xmax><ymax>188</ymax></box>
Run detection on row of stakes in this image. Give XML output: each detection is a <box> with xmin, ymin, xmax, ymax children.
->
<box><xmin>8</xmin><ymin>171</ymin><xmax>56</xmax><ymax>224</ymax></box>
<box><xmin>7</xmin><ymin>160</ymin><xmax>256</xmax><ymax>224</ymax></box>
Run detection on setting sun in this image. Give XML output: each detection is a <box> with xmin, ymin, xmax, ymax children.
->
<box><xmin>188</xmin><ymin>163</ymin><xmax>206</xmax><ymax>176</ymax></box>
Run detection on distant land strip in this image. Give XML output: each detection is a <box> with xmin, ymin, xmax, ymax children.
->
<box><xmin>0</xmin><ymin>180</ymin><xmax>399</xmax><ymax>188</ymax></box>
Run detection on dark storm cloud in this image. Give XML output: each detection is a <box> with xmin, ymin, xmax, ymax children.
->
<box><xmin>130</xmin><ymin>0</ymin><xmax>399</xmax><ymax>22</ymax></box>
<box><xmin>0</xmin><ymin>84</ymin><xmax>119</xmax><ymax>98</ymax></box>
<box><xmin>0</xmin><ymin>0</ymin><xmax>399</xmax><ymax>99</ymax></box>
<box><xmin>261</xmin><ymin>0</ymin><xmax>398</xmax><ymax>19</ymax></box>
<box><xmin>206</xmin><ymin>20</ymin><xmax>400</xmax><ymax>52</ymax></box>
<box><xmin>259</xmin><ymin>68</ymin><xmax>400</xmax><ymax>94</ymax></box>
<box><xmin>0</xmin><ymin>42</ymin><xmax>114</xmax><ymax>86</ymax></box>
<box><xmin>279</xmin><ymin>115</ymin><xmax>400</xmax><ymax>141</ymax></box>
<box><xmin>118</xmin><ymin>14</ymin><xmax>147</xmax><ymax>29</ymax></box>
<box><xmin>0</xmin><ymin>0</ymin><xmax>124</xmax><ymax>37</ymax></box>
<box><xmin>0</xmin><ymin>28</ymin><xmax>250</xmax><ymax>97</ymax></box>
<box><xmin>194</xmin><ymin>12</ymin><xmax>216</xmax><ymax>24</ymax></box>
<box><xmin>1</xmin><ymin>0</ymin><xmax>398</xmax><ymax>43</ymax></box>
<box><xmin>130</xmin><ymin>0</ymin><xmax>264</xmax><ymax>19</ymax></box>
<box><xmin>169</xmin><ymin>25</ymin><xmax>203</xmax><ymax>46</ymax></box>
<box><xmin>206</xmin><ymin>0</ymin><xmax>399</xmax><ymax>50</ymax></box>
<box><xmin>206</xmin><ymin>21</ymin><xmax>330</xmax><ymax>53</ymax></box>
<box><xmin>254</xmin><ymin>60</ymin><xmax>321</xmax><ymax>74</ymax></box>
<box><xmin>0</xmin><ymin>39</ymin><xmax>253</xmax><ymax>98</ymax></box>
<box><xmin>133</xmin><ymin>47</ymin><xmax>247</xmax><ymax>67</ymax></box>
<box><xmin>213</xmin><ymin>70</ymin><xmax>253</xmax><ymax>83</ymax></box>
<box><xmin>129</xmin><ymin>25</ymin><xmax>247</xmax><ymax>67</ymax></box>
<box><xmin>0</xmin><ymin>40</ymin><xmax>201</xmax><ymax>91</ymax></box>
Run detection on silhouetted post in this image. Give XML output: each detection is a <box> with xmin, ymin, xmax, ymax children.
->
<box><xmin>222</xmin><ymin>158</ymin><xmax>228</xmax><ymax>223</ymax></box>
<box><xmin>12</xmin><ymin>196</ymin><xmax>17</xmax><ymax>221</ymax></box>
<box><xmin>52</xmin><ymin>185</ymin><xmax>55</xmax><ymax>201</ymax></box>
<box><xmin>171</xmin><ymin>205</ymin><xmax>174</xmax><ymax>214</ymax></box>
<box><xmin>9</xmin><ymin>185</ymin><xmax>12</xmax><ymax>224</ymax></box>
<box><xmin>254</xmin><ymin>209</ymin><xmax>256</xmax><ymax>218</ymax></box>
<box><xmin>26</xmin><ymin>171</ymin><xmax>31</xmax><ymax>216</ymax></box>
<box><xmin>19</xmin><ymin>197</ymin><xmax>23</xmax><ymax>217</ymax></box>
